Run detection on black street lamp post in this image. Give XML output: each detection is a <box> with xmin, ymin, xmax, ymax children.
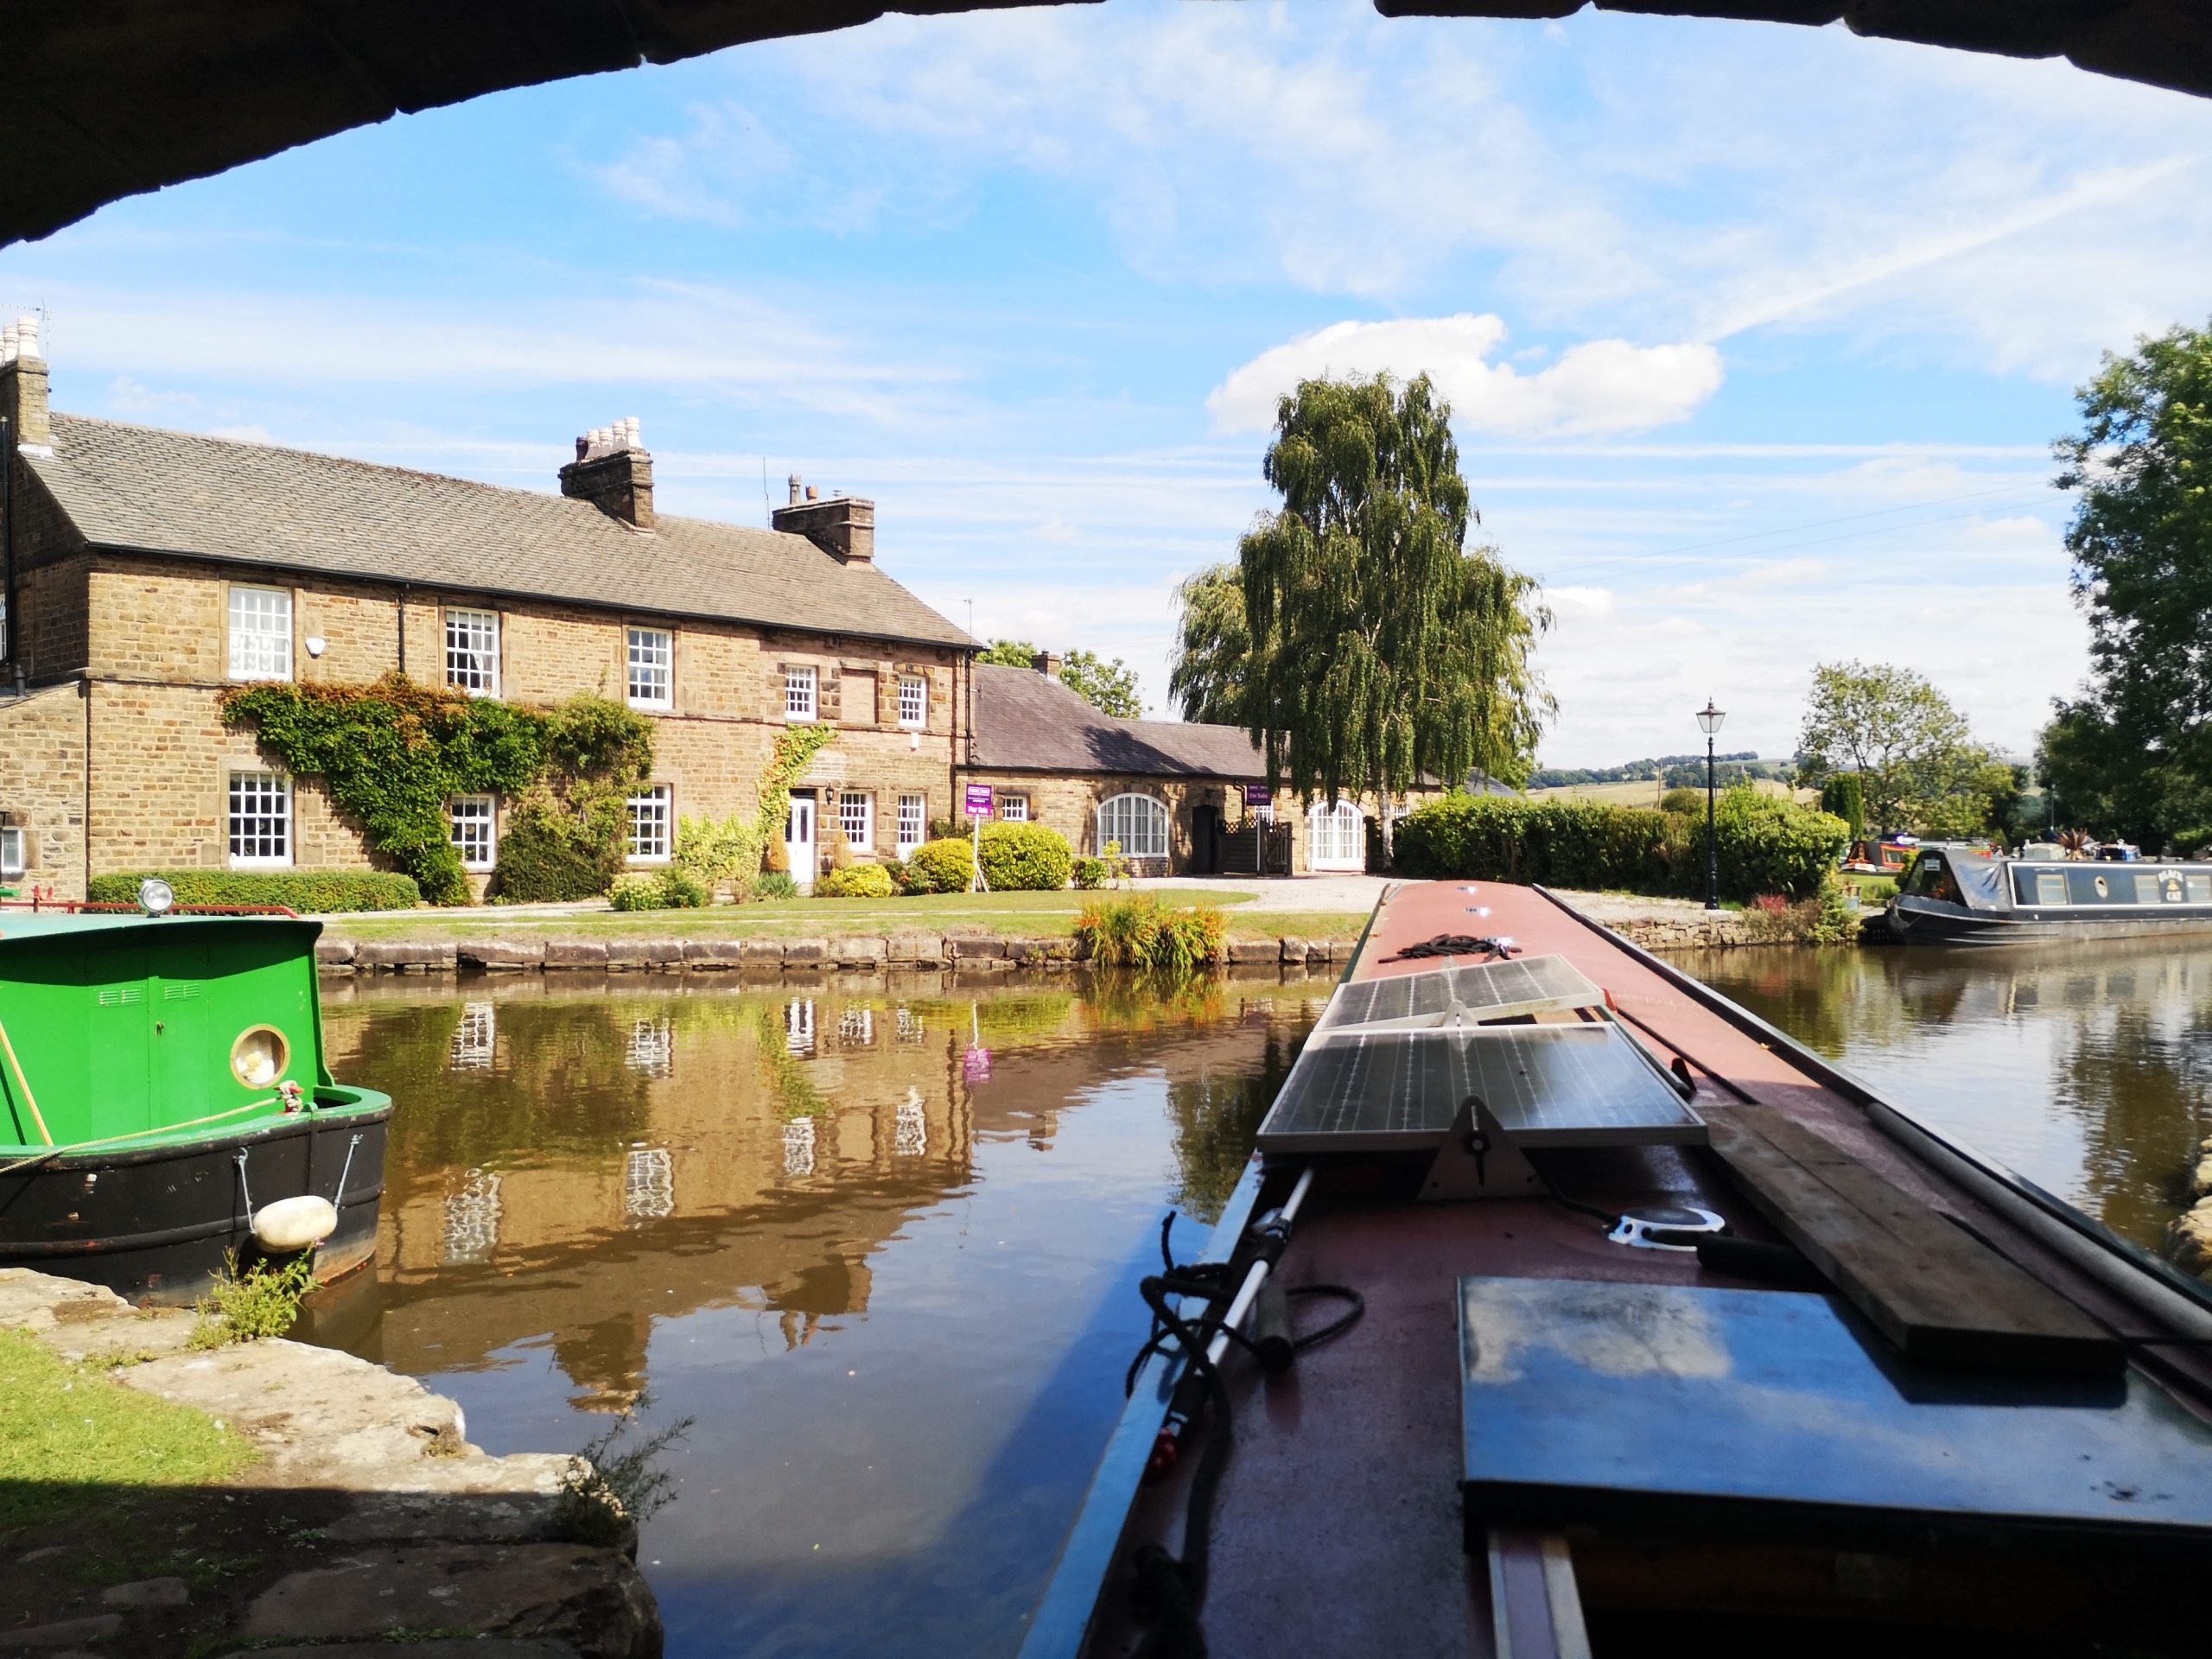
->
<box><xmin>1697</xmin><ymin>699</ymin><xmax>1726</xmax><ymax>910</ymax></box>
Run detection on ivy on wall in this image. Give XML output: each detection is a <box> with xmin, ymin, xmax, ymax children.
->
<box><xmin>219</xmin><ymin>677</ymin><xmax>653</xmax><ymax>906</ymax></box>
<box><xmin>677</xmin><ymin>722</ymin><xmax>838</xmax><ymax>890</ymax></box>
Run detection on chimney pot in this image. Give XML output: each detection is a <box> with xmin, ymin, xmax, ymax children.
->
<box><xmin>805</xmin><ymin>486</ymin><xmax>819</xmax><ymax>502</ymax></box>
<box><xmin>1032</xmin><ymin>651</ymin><xmax>1063</xmax><ymax>679</ymax></box>
<box><xmin>787</xmin><ymin>473</ymin><xmax>802</xmax><ymax>505</ymax></box>
<box><xmin>1</xmin><ymin>315</ymin><xmax>52</xmax><ymax>446</ymax></box>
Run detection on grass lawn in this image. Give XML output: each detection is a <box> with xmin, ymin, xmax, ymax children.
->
<box><xmin>324</xmin><ymin>887</ymin><xmax>1365</xmax><ymax>944</ymax></box>
<box><xmin>0</xmin><ymin>1329</ymin><xmax>252</xmax><ymax>1528</ymax></box>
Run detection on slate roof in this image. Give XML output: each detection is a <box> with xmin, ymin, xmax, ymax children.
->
<box><xmin>972</xmin><ymin>663</ymin><xmax>1267</xmax><ymax>778</ymax></box>
<box><xmin>26</xmin><ymin>415</ymin><xmax>976</xmax><ymax>649</ymax></box>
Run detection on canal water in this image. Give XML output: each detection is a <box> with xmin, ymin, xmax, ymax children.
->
<box><xmin>302</xmin><ymin>970</ymin><xmax>1327</xmax><ymax>1659</ymax></box>
<box><xmin>1681</xmin><ymin>938</ymin><xmax>2212</xmax><ymax>1255</ymax></box>
<box><xmin>303</xmin><ymin>941</ymin><xmax>2212</xmax><ymax>1656</ymax></box>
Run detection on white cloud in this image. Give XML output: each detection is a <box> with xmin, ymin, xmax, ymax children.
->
<box><xmin>1205</xmin><ymin>315</ymin><xmax>1722</xmax><ymax>437</ymax></box>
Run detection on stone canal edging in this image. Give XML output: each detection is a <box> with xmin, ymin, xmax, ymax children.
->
<box><xmin>317</xmin><ymin>932</ymin><xmax>1355</xmax><ymax>975</ymax></box>
<box><xmin>0</xmin><ymin>1269</ymin><xmax>660</xmax><ymax>1659</ymax></box>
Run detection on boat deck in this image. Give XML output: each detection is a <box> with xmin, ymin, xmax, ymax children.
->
<box><xmin>1039</xmin><ymin>880</ymin><xmax>2212</xmax><ymax>1659</ymax></box>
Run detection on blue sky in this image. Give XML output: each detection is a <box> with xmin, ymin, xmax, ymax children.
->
<box><xmin>6</xmin><ymin>3</ymin><xmax>2212</xmax><ymax>765</ymax></box>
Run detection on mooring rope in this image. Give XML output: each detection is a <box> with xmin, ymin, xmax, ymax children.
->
<box><xmin>0</xmin><ymin>1016</ymin><xmax>53</xmax><ymax>1146</ymax></box>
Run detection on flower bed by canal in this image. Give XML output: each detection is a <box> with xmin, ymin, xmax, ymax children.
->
<box><xmin>299</xmin><ymin>969</ymin><xmax>1330</xmax><ymax>1659</ymax></box>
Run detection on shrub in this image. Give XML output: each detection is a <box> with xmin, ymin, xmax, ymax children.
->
<box><xmin>906</xmin><ymin>838</ymin><xmax>976</xmax><ymax>894</ymax></box>
<box><xmin>675</xmin><ymin>814</ymin><xmax>765</xmax><ymax>902</ymax></box>
<box><xmin>88</xmin><ymin>871</ymin><xmax>421</xmax><ymax>914</ymax></box>
<box><xmin>607</xmin><ymin>868</ymin><xmax>711</xmax><ymax>912</ymax></box>
<box><xmin>818</xmin><ymin>864</ymin><xmax>896</xmax><ymax>899</ymax></box>
<box><xmin>1738</xmin><ymin>874</ymin><xmax>1860</xmax><ymax>945</ymax></box>
<box><xmin>1071</xmin><ymin>856</ymin><xmax>1108</xmax><ymax>891</ymax></box>
<box><xmin>1075</xmin><ymin>896</ymin><xmax>1227</xmax><ymax>976</ymax></box>
<box><xmin>756</xmin><ymin>871</ymin><xmax>800</xmax><ymax>901</ymax></box>
<box><xmin>188</xmin><ymin>1251</ymin><xmax>318</xmax><ymax>1350</ymax></box>
<box><xmin>979</xmin><ymin>822</ymin><xmax>1074</xmax><ymax>891</ymax></box>
<box><xmin>554</xmin><ymin>1402</ymin><xmax>694</xmax><ymax>1548</ymax></box>
<box><xmin>1659</xmin><ymin>787</ymin><xmax>1707</xmax><ymax>817</ymax></box>
<box><xmin>495</xmin><ymin>788</ymin><xmax>626</xmax><ymax>902</ymax></box>
<box><xmin>1395</xmin><ymin>790</ymin><xmax>1846</xmax><ymax>902</ymax></box>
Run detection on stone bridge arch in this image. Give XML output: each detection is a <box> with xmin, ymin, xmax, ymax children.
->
<box><xmin>4</xmin><ymin>1</ymin><xmax>2207</xmax><ymax>248</ymax></box>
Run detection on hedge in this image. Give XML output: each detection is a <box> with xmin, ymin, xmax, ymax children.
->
<box><xmin>818</xmin><ymin>864</ymin><xmax>896</xmax><ymax>899</ymax></box>
<box><xmin>88</xmin><ymin>871</ymin><xmax>422</xmax><ymax>914</ymax></box>
<box><xmin>979</xmin><ymin>823</ymin><xmax>1075</xmax><ymax>892</ymax></box>
<box><xmin>1394</xmin><ymin>791</ymin><xmax>1847</xmax><ymax>901</ymax></box>
<box><xmin>607</xmin><ymin>868</ymin><xmax>710</xmax><ymax>912</ymax></box>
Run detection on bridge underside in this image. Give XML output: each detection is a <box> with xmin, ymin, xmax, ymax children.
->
<box><xmin>6</xmin><ymin>1</ymin><xmax>2209</xmax><ymax>248</ymax></box>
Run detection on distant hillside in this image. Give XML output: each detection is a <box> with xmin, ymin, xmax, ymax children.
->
<box><xmin>1532</xmin><ymin>752</ymin><xmax>1786</xmax><ymax>791</ymax></box>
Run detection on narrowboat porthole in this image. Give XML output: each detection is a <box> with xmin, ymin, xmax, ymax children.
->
<box><xmin>2094</xmin><ymin>875</ymin><xmax>2110</xmax><ymax>898</ymax></box>
<box><xmin>231</xmin><ymin>1025</ymin><xmax>289</xmax><ymax>1089</ymax></box>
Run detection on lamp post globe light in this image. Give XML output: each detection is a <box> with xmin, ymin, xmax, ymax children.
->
<box><xmin>1696</xmin><ymin>700</ymin><xmax>1726</xmax><ymax>911</ymax></box>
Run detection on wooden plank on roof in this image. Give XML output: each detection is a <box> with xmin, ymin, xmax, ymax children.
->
<box><xmin>1703</xmin><ymin>1101</ymin><xmax>2121</xmax><ymax>1377</ymax></box>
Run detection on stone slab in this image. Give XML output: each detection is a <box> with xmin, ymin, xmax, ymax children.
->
<box><xmin>100</xmin><ymin>1576</ymin><xmax>188</xmax><ymax>1608</ymax></box>
<box><xmin>1277</xmin><ymin>936</ymin><xmax>1308</xmax><ymax>963</ymax></box>
<box><xmin>460</xmin><ymin>939</ymin><xmax>545</xmax><ymax>971</ymax></box>
<box><xmin>781</xmin><ymin>938</ymin><xmax>829</xmax><ymax>963</ymax></box>
<box><xmin>0</xmin><ymin>1612</ymin><xmax>121</xmax><ymax>1649</ymax></box>
<box><xmin>1226</xmin><ymin>939</ymin><xmax>1278</xmax><ymax>964</ymax></box>
<box><xmin>829</xmin><ymin>936</ymin><xmax>886</xmax><ymax>965</ymax></box>
<box><xmin>543</xmin><ymin>941</ymin><xmax>607</xmax><ymax>969</ymax></box>
<box><xmin>683</xmin><ymin>939</ymin><xmax>747</xmax><ymax>969</ymax></box>
<box><xmin>353</xmin><ymin>941</ymin><xmax>456</xmax><ymax>973</ymax></box>
<box><xmin>242</xmin><ymin>1544</ymin><xmax>658</xmax><ymax>1659</ymax></box>
<box><xmin>601</xmin><ymin>939</ymin><xmax>683</xmax><ymax>971</ymax></box>
<box><xmin>314</xmin><ymin>939</ymin><xmax>356</xmax><ymax>966</ymax></box>
<box><xmin>950</xmin><ymin>936</ymin><xmax>1007</xmax><ymax>958</ymax></box>
<box><xmin>737</xmin><ymin>938</ymin><xmax>785</xmax><ymax>962</ymax></box>
<box><xmin>885</xmin><ymin>933</ymin><xmax>943</xmax><ymax>963</ymax></box>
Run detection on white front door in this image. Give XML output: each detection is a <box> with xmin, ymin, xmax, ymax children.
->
<box><xmin>1309</xmin><ymin>801</ymin><xmax>1365</xmax><ymax>872</ymax></box>
<box><xmin>786</xmin><ymin>792</ymin><xmax>817</xmax><ymax>893</ymax></box>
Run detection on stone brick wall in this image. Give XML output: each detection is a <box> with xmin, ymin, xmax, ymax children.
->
<box><xmin>61</xmin><ymin>556</ymin><xmax>969</xmax><ymax>892</ymax></box>
<box><xmin>958</xmin><ymin>769</ymin><xmax>1433</xmax><ymax>877</ymax></box>
<box><xmin>0</xmin><ymin>682</ymin><xmax>87</xmax><ymax>898</ymax></box>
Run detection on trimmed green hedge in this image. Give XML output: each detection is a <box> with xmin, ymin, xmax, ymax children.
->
<box><xmin>905</xmin><ymin>839</ymin><xmax>976</xmax><ymax>894</ymax></box>
<box><xmin>979</xmin><ymin>823</ymin><xmax>1075</xmax><ymax>892</ymax></box>
<box><xmin>88</xmin><ymin>871</ymin><xmax>422</xmax><ymax>914</ymax></box>
<box><xmin>818</xmin><ymin>864</ymin><xmax>896</xmax><ymax>899</ymax></box>
<box><xmin>1395</xmin><ymin>791</ymin><xmax>1847</xmax><ymax>901</ymax></box>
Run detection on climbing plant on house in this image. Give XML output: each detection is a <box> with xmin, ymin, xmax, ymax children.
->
<box><xmin>676</xmin><ymin>722</ymin><xmax>838</xmax><ymax>893</ymax></box>
<box><xmin>219</xmin><ymin>677</ymin><xmax>652</xmax><ymax>906</ymax></box>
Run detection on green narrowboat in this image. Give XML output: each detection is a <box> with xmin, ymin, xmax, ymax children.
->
<box><xmin>0</xmin><ymin>905</ymin><xmax>391</xmax><ymax>1301</ymax></box>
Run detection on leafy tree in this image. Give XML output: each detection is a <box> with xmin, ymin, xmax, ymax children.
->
<box><xmin>1235</xmin><ymin>372</ymin><xmax>1551</xmax><ymax>856</ymax></box>
<box><xmin>1168</xmin><ymin>563</ymin><xmax>1253</xmax><ymax>724</ymax></box>
<box><xmin>978</xmin><ymin>639</ymin><xmax>1039</xmax><ymax>667</ymax></box>
<box><xmin>1796</xmin><ymin>661</ymin><xmax>1992</xmax><ymax>836</ymax></box>
<box><xmin>1819</xmin><ymin>773</ymin><xmax>1866</xmax><ymax>841</ymax></box>
<box><xmin>1058</xmin><ymin>648</ymin><xmax>1143</xmax><ymax>719</ymax></box>
<box><xmin>2044</xmin><ymin>321</ymin><xmax>2212</xmax><ymax>852</ymax></box>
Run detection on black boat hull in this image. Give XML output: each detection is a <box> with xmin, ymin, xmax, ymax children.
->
<box><xmin>0</xmin><ymin>1107</ymin><xmax>389</xmax><ymax>1302</ymax></box>
<box><xmin>1883</xmin><ymin>895</ymin><xmax>2212</xmax><ymax>946</ymax></box>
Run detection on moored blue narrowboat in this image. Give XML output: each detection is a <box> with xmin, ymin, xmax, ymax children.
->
<box><xmin>1881</xmin><ymin>847</ymin><xmax>2212</xmax><ymax>944</ymax></box>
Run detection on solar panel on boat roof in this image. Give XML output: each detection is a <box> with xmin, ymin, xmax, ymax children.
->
<box><xmin>1317</xmin><ymin>953</ymin><xmax>1605</xmax><ymax>1033</ymax></box>
<box><xmin>1256</xmin><ymin>1023</ymin><xmax>1705</xmax><ymax>1152</ymax></box>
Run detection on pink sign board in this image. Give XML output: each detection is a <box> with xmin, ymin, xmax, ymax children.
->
<box><xmin>964</xmin><ymin>783</ymin><xmax>995</xmax><ymax>818</ymax></box>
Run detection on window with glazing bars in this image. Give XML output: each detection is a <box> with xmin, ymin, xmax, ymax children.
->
<box><xmin>446</xmin><ymin>609</ymin><xmax>499</xmax><ymax>696</ymax></box>
<box><xmin>449</xmin><ymin>796</ymin><xmax>496</xmax><ymax>871</ymax></box>
<box><xmin>628</xmin><ymin>785</ymin><xmax>671</xmax><ymax>861</ymax></box>
<box><xmin>785</xmin><ymin>664</ymin><xmax>817</xmax><ymax>720</ymax></box>
<box><xmin>227</xmin><ymin>586</ymin><xmax>293</xmax><ymax>681</ymax></box>
<box><xmin>998</xmin><ymin>794</ymin><xmax>1030</xmax><ymax>822</ymax></box>
<box><xmin>229</xmin><ymin>771</ymin><xmax>291</xmax><ymax>865</ymax></box>
<box><xmin>897</xmin><ymin>794</ymin><xmax>925</xmax><ymax>851</ymax></box>
<box><xmin>0</xmin><ymin>828</ymin><xmax>22</xmax><ymax>878</ymax></box>
<box><xmin>1099</xmin><ymin>793</ymin><xmax>1167</xmax><ymax>859</ymax></box>
<box><xmin>839</xmin><ymin>791</ymin><xmax>873</xmax><ymax>851</ymax></box>
<box><xmin>898</xmin><ymin>674</ymin><xmax>926</xmax><ymax>728</ymax></box>
<box><xmin>627</xmin><ymin>627</ymin><xmax>672</xmax><ymax>709</ymax></box>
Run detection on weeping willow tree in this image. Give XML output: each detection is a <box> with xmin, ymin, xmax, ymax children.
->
<box><xmin>1167</xmin><ymin>563</ymin><xmax>1252</xmax><ymax>725</ymax></box>
<box><xmin>1235</xmin><ymin>372</ymin><xmax>1550</xmax><ymax>857</ymax></box>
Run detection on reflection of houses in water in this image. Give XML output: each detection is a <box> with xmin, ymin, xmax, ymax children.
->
<box><xmin>836</xmin><ymin>1007</ymin><xmax>874</xmax><ymax>1047</ymax></box>
<box><xmin>781</xmin><ymin>1116</ymin><xmax>817</xmax><ymax>1179</ymax></box>
<box><xmin>442</xmin><ymin>1170</ymin><xmax>502</xmax><ymax>1263</ymax></box>
<box><xmin>623</xmin><ymin>1147</ymin><xmax>675</xmax><ymax>1223</ymax></box>
<box><xmin>626</xmin><ymin>1018</ymin><xmax>674</xmax><ymax>1077</ymax></box>
<box><xmin>449</xmin><ymin>1003</ymin><xmax>495</xmax><ymax>1070</ymax></box>
<box><xmin>339</xmin><ymin>984</ymin><xmax>1315</xmax><ymax>1411</ymax></box>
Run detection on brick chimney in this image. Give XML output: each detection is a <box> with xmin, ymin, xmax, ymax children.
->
<box><xmin>1031</xmin><ymin>651</ymin><xmax>1062</xmax><ymax>679</ymax></box>
<box><xmin>773</xmin><ymin>474</ymin><xmax>874</xmax><ymax>566</ymax></box>
<box><xmin>0</xmin><ymin>317</ymin><xmax>53</xmax><ymax>449</ymax></box>
<box><xmin>559</xmin><ymin>416</ymin><xmax>652</xmax><ymax>530</ymax></box>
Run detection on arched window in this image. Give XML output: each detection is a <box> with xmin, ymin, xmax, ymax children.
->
<box><xmin>1098</xmin><ymin>793</ymin><xmax>1170</xmax><ymax>861</ymax></box>
<box><xmin>1308</xmin><ymin>800</ymin><xmax>1365</xmax><ymax>871</ymax></box>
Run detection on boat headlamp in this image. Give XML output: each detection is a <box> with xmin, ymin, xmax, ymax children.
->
<box><xmin>137</xmin><ymin>877</ymin><xmax>175</xmax><ymax>917</ymax></box>
<box><xmin>231</xmin><ymin>1025</ymin><xmax>290</xmax><ymax>1090</ymax></box>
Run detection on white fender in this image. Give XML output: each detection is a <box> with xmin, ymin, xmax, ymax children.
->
<box><xmin>251</xmin><ymin>1194</ymin><xmax>338</xmax><ymax>1253</ymax></box>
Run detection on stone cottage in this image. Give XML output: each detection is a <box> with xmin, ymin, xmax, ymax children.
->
<box><xmin>0</xmin><ymin>323</ymin><xmax>974</xmax><ymax>899</ymax></box>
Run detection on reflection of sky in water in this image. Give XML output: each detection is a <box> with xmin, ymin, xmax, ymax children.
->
<box><xmin>308</xmin><ymin>976</ymin><xmax>1319</xmax><ymax>1658</ymax></box>
<box><xmin>1686</xmin><ymin>941</ymin><xmax>2212</xmax><ymax>1251</ymax></box>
